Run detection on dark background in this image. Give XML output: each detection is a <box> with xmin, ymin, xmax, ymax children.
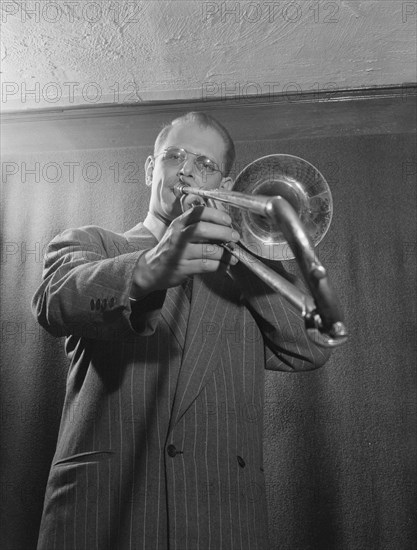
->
<box><xmin>1</xmin><ymin>87</ymin><xmax>416</xmax><ymax>549</ymax></box>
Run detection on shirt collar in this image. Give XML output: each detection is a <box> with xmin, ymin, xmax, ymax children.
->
<box><xmin>143</xmin><ymin>211</ymin><xmax>169</xmax><ymax>242</ymax></box>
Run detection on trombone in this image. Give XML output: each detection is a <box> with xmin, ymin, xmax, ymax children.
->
<box><xmin>173</xmin><ymin>154</ymin><xmax>348</xmax><ymax>348</ymax></box>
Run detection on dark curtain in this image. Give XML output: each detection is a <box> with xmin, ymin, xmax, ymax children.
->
<box><xmin>1</xmin><ymin>93</ymin><xmax>416</xmax><ymax>549</ymax></box>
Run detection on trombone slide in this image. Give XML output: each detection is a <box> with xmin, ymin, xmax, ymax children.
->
<box><xmin>173</xmin><ymin>179</ymin><xmax>348</xmax><ymax>348</ymax></box>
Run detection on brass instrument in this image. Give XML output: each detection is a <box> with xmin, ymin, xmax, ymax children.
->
<box><xmin>173</xmin><ymin>154</ymin><xmax>348</xmax><ymax>348</ymax></box>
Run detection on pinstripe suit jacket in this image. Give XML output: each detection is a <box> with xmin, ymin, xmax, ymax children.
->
<box><xmin>32</xmin><ymin>223</ymin><xmax>330</xmax><ymax>550</ymax></box>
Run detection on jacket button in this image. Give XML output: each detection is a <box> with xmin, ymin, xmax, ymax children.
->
<box><xmin>167</xmin><ymin>444</ymin><xmax>178</xmax><ymax>457</ymax></box>
<box><xmin>237</xmin><ymin>455</ymin><xmax>246</xmax><ymax>468</ymax></box>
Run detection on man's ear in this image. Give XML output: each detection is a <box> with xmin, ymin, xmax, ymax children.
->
<box><xmin>220</xmin><ymin>176</ymin><xmax>233</xmax><ymax>191</ymax></box>
<box><xmin>145</xmin><ymin>155</ymin><xmax>154</xmax><ymax>186</ymax></box>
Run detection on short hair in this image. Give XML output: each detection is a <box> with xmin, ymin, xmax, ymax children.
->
<box><xmin>154</xmin><ymin>111</ymin><xmax>235</xmax><ymax>176</ymax></box>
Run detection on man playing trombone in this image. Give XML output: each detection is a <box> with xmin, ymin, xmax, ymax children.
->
<box><xmin>32</xmin><ymin>111</ymin><xmax>331</xmax><ymax>549</ymax></box>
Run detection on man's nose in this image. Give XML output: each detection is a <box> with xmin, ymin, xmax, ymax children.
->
<box><xmin>179</xmin><ymin>157</ymin><xmax>195</xmax><ymax>176</ymax></box>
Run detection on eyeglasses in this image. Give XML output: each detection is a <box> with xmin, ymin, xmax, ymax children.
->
<box><xmin>155</xmin><ymin>146</ymin><xmax>223</xmax><ymax>176</ymax></box>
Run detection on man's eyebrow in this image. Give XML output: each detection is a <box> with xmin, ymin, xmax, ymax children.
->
<box><xmin>172</xmin><ymin>146</ymin><xmax>217</xmax><ymax>161</ymax></box>
<box><xmin>179</xmin><ymin>147</ymin><xmax>205</xmax><ymax>157</ymax></box>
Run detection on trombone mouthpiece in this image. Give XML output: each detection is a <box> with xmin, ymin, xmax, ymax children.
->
<box><xmin>173</xmin><ymin>181</ymin><xmax>188</xmax><ymax>198</ymax></box>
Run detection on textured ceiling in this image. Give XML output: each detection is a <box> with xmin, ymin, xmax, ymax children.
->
<box><xmin>1</xmin><ymin>0</ymin><xmax>416</xmax><ymax>111</ymax></box>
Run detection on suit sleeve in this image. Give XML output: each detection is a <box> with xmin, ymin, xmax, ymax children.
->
<box><xmin>31</xmin><ymin>225</ymin><xmax>166</xmax><ymax>341</ymax></box>
<box><xmin>229</xmin><ymin>259</ymin><xmax>332</xmax><ymax>372</ymax></box>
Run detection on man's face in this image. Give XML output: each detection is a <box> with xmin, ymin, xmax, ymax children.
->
<box><xmin>145</xmin><ymin>122</ymin><xmax>232</xmax><ymax>224</ymax></box>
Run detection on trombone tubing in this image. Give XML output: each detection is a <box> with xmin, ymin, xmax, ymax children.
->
<box><xmin>173</xmin><ymin>183</ymin><xmax>274</xmax><ymax>217</ymax></box>
<box><xmin>223</xmin><ymin>241</ymin><xmax>315</xmax><ymax>315</ymax></box>
<box><xmin>173</xmin><ymin>182</ymin><xmax>348</xmax><ymax>346</ymax></box>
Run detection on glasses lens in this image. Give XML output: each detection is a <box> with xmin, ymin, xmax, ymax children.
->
<box><xmin>196</xmin><ymin>157</ymin><xmax>218</xmax><ymax>174</ymax></box>
<box><xmin>162</xmin><ymin>148</ymin><xmax>220</xmax><ymax>175</ymax></box>
<box><xmin>163</xmin><ymin>148</ymin><xmax>185</xmax><ymax>162</ymax></box>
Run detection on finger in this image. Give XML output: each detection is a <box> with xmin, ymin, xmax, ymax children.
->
<box><xmin>182</xmin><ymin>221</ymin><xmax>240</xmax><ymax>244</ymax></box>
<box><xmin>183</xmin><ymin>242</ymin><xmax>225</xmax><ymax>262</ymax></box>
<box><xmin>182</xmin><ymin>258</ymin><xmax>234</xmax><ymax>275</ymax></box>
<box><xmin>181</xmin><ymin>204</ymin><xmax>233</xmax><ymax>228</ymax></box>
<box><xmin>221</xmin><ymin>246</ymin><xmax>239</xmax><ymax>267</ymax></box>
<box><xmin>181</xmin><ymin>245</ymin><xmax>239</xmax><ymax>272</ymax></box>
<box><xmin>180</xmin><ymin>194</ymin><xmax>205</xmax><ymax>213</ymax></box>
<box><xmin>172</xmin><ymin>243</ymin><xmax>224</xmax><ymax>263</ymax></box>
<box><xmin>182</xmin><ymin>243</ymin><xmax>239</xmax><ymax>263</ymax></box>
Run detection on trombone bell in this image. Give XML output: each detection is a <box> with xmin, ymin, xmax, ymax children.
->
<box><xmin>230</xmin><ymin>154</ymin><xmax>332</xmax><ymax>261</ymax></box>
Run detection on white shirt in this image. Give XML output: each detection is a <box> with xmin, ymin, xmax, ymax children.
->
<box><xmin>143</xmin><ymin>211</ymin><xmax>168</xmax><ymax>243</ymax></box>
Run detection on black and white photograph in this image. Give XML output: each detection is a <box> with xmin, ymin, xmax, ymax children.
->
<box><xmin>1</xmin><ymin>1</ymin><xmax>416</xmax><ymax>549</ymax></box>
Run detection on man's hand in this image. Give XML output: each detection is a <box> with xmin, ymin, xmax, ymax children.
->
<box><xmin>131</xmin><ymin>205</ymin><xmax>240</xmax><ymax>298</ymax></box>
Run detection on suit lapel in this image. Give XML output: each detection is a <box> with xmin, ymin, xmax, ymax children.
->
<box><xmin>124</xmin><ymin>223</ymin><xmax>237</xmax><ymax>428</ymax></box>
<box><xmin>160</xmin><ymin>285</ymin><xmax>190</xmax><ymax>348</ymax></box>
<box><xmin>169</xmin><ymin>272</ymin><xmax>233</xmax><ymax>429</ymax></box>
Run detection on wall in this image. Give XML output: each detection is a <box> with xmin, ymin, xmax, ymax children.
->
<box><xmin>1</xmin><ymin>87</ymin><xmax>416</xmax><ymax>549</ymax></box>
<box><xmin>1</xmin><ymin>0</ymin><xmax>416</xmax><ymax>111</ymax></box>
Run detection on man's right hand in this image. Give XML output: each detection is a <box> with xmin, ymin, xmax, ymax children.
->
<box><xmin>130</xmin><ymin>205</ymin><xmax>240</xmax><ymax>299</ymax></box>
